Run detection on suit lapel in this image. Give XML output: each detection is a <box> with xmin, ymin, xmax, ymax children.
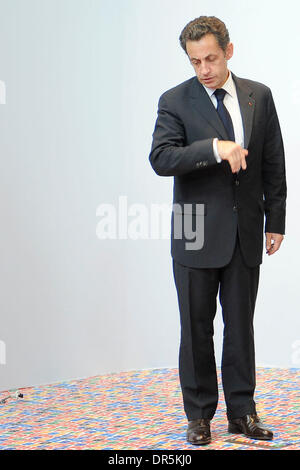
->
<box><xmin>188</xmin><ymin>77</ymin><xmax>229</xmax><ymax>140</ymax></box>
<box><xmin>231</xmin><ymin>73</ymin><xmax>255</xmax><ymax>149</ymax></box>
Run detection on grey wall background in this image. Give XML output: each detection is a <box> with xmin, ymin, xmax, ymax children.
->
<box><xmin>0</xmin><ymin>0</ymin><xmax>299</xmax><ymax>392</ymax></box>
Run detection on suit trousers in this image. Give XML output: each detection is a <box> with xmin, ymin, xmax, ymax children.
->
<box><xmin>172</xmin><ymin>232</ymin><xmax>260</xmax><ymax>421</ymax></box>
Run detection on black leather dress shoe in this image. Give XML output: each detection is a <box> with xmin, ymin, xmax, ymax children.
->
<box><xmin>186</xmin><ymin>418</ymin><xmax>211</xmax><ymax>445</ymax></box>
<box><xmin>228</xmin><ymin>414</ymin><xmax>273</xmax><ymax>440</ymax></box>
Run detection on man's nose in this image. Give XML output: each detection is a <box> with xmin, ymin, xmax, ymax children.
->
<box><xmin>200</xmin><ymin>63</ymin><xmax>210</xmax><ymax>76</ymax></box>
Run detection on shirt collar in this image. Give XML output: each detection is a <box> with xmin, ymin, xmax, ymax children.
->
<box><xmin>202</xmin><ymin>70</ymin><xmax>235</xmax><ymax>98</ymax></box>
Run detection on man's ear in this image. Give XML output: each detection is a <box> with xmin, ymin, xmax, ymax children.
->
<box><xmin>225</xmin><ymin>42</ymin><xmax>234</xmax><ymax>61</ymax></box>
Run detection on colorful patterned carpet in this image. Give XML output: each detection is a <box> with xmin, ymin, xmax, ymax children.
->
<box><xmin>0</xmin><ymin>367</ymin><xmax>299</xmax><ymax>450</ymax></box>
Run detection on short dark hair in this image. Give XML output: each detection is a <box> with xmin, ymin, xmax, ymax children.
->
<box><xmin>179</xmin><ymin>16</ymin><xmax>230</xmax><ymax>54</ymax></box>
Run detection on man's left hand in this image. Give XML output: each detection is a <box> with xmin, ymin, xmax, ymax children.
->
<box><xmin>265</xmin><ymin>232</ymin><xmax>284</xmax><ymax>255</ymax></box>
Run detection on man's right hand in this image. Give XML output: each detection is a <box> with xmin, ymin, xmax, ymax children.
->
<box><xmin>217</xmin><ymin>141</ymin><xmax>248</xmax><ymax>173</ymax></box>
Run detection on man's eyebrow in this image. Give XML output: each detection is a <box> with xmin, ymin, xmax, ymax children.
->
<box><xmin>190</xmin><ymin>54</ymin><xmax>217</xmax><ymax>61</ymax></box>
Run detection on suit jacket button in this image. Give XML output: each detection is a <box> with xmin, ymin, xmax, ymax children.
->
<box><xmin>233</xmin><ymin>205</ymin><xmax>238</xmax><ymax>212</ymax></box>
<box><xmin>235</xmin><ymin>179</ymin><xmax>240</xmax><ymax>186</ymax></box>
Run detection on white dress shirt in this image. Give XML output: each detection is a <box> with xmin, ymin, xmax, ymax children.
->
<box><xmin>202</xmin><ymin>71</ymin><xmax>244</xmax><ymax>162</ymax></box>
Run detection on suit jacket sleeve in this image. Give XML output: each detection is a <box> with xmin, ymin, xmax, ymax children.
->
<box><xmin>262</xmin><ymin>89</ymin><xmax>287</xmax><ymax>234</ymax></box>
<box><xmin>149</xmin><ymin>93</ymin><xmax>218</xmax><ymax>176</ymax></box>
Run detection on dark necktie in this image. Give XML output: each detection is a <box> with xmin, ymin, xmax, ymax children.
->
<box><xmin>214</xmin><ymin>88</ymin><xmax>235</xmax><ymax>142</ymax></box>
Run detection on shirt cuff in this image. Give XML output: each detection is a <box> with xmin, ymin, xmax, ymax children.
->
<box><xmin>213</xmin><ymin>138</ymin><xmax>222</xmax><ymax>163</ymax></box>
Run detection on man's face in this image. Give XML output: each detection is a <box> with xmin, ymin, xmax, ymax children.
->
<box><xmin>186</xmin><ymin>33</ymin><xmax>233</xmax><ymax>89</ymax></box>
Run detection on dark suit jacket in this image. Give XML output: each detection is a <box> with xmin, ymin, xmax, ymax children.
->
<box><xmin>149</xmin><ymin>73</ymin><xmax>287</xmax><ymax>268</ymax></box>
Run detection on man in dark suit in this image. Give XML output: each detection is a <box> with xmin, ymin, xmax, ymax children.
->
<box><xmin>149</xmin><ymin>16</ymin><xmax>287</xmax><ymax>445</ymax></box>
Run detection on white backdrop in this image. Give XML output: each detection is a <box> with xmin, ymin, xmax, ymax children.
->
<box><xmin>0</xmin><ymin>0</ymin><xmax>299</xmax><ymax>392</ymax></box>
